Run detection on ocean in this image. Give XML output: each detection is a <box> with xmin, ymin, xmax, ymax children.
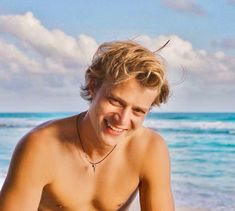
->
<box><xmin>0</xmin><ymin>112</ymin><xmax>234</xmax><ymax>210</ymax></box>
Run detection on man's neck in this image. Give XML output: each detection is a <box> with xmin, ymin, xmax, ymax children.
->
<box><xmin>78</xmin><ymin>111</ymin><xmax>117</xmax><ymax>161</ymax></box>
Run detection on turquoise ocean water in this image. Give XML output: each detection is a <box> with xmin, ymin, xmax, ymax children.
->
<box><xmin>0</xmin><ymin>112</ymin><xmax>234</xmax><ymax>210</ymax></box>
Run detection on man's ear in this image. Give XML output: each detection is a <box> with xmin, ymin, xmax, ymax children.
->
<box><xmin>88</xmin><ymin>78</ymin><xmax>97</xmax><ymax>97</ymax></box>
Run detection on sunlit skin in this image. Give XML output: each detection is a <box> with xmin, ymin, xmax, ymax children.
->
<box><xmin>0</xmin><ymin>78</ymin><xmax>174</xmax><ymax>211</ymax></box>
<box><xmin>79</xmin><ymin>78</ymin><xmax>157</xmax><ymax>159</ymax></box>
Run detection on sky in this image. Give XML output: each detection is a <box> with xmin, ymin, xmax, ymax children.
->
<box><xmin>0</xmin><ymin>0</ymin><xmax>235</xmax><ymax>112</ymax></box>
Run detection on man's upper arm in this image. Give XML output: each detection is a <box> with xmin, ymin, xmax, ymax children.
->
<box><xmin>139</xmin><ymin>134</ymin><xmax>174</xmax><ymax>211</ymax></box>
<box><xmin>0</xmin><ymin>132</ymin><xmax>53</xmax><ymax>210</ymax></box>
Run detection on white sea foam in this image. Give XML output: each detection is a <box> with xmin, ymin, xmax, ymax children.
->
<box><xmin>144</xmin><ymin>119</ymin><xmax>235</xmax><ymax>131</ymax></box>
<box><xmin>0</xmin><ymin>118</ymin><xmax>40</xmax><ymax>128</ymax></box>
<box><xmin>173</xmin><ymin>182</ymin><xmax>235</xmax><ymax>210</ymax></box>
<box><xmin>0</xmin><ymin>117</ymin><xmax>49</xmax><ymax>128</ymax></box>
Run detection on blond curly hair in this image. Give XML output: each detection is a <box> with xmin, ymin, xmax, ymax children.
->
<box><xmin>81</xmin><ymin>40</ymin><xmax>169</xmax><ymax>106</ymax></box>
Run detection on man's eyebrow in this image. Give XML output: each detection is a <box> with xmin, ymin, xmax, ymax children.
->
<box><xmin>109</xmin><ymin>94</ymin><xmax>149</xmax><ymax>112</ymax></box>
<box><xmin>108</xmin><ymin>94</ymin><xmax>127</xmax><ymax>106</ymax></box>
<box><xmin>133</xmin><ymin>105</ymin><xmax>149</xmax><ymax>113</ymax></box>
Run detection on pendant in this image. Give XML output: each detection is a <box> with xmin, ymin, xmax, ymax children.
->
<box><xmin>92</xmin><ymin>163</ymin><xmax>96</xmax><ymax>173</ymax></box>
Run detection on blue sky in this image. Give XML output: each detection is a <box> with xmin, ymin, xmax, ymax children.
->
<box><xmin>0</xmin><ymin>0</ymin><xmax>235</xmax><ymax>112</ymax></box>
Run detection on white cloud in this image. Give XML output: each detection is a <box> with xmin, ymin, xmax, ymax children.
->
<box><xmin>0</xmin><ymin>12</ymin><xmax>234</xmax><ymax>111</ymax></box>
<box><xmin>137</xmin><ymin>35</ymin><xmax>201</xmax><ymax>69</ymax></box>
<box><xmin>136</xmin><ymin>35</ymin><xmax>235</xmax><ymax>96</ymax></box>
<box><xmin>0</xmin><ymin>12</ymin><xmax>98</xmax><ymax>95</ymax></box>
<box><xmin>162</xmin><ymin>0</ymin><xmax>205</xmax><ymax>16</ymax></box>
<box><xmin>0</xmin><ymin>12</ymin><xmax>98</xmax><ymax>67</ymax></box>
<box><xmin>0</xmin><ymin>39</ymin><xmax>40</xmax><ymax>74</ymax></box>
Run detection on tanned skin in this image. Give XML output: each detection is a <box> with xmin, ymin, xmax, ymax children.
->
<box><xmin>0</xmin><ymin>78</ymin><xmax>174</xmax><ymax>211</ymax></box>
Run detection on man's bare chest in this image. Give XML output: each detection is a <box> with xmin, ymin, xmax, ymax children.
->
<box><xmin>38</xmin><ymin>155</ymin><xmax>140</xmax><ymax>211</ymax></box>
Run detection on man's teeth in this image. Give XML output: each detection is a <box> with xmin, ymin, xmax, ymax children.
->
<box><xmin>107</xmin><ymin>121</ymin><xmax>123</xmax><ymax>132</ymax></box>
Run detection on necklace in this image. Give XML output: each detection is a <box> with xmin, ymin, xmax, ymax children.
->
<box><xmin>76</xmin><ymin>114</ymin><xmax>117</xmax><ymax>173</ymax></box>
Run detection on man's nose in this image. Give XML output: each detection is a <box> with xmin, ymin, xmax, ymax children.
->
<box><xmin>114</xmin><ymin>108</ymin><xmax>131</xmax><ymax>125</ymax></box>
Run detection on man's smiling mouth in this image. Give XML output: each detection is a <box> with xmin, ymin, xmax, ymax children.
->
<box><xmin>105</xmin><ymin>119</ymin><xmax>126</xmax><ymax>133</ymax></box>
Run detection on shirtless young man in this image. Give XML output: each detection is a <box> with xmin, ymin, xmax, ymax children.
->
<box><xmin>0</xmin><ymin>41</ymin><xmax>174</xmax><ymax>211</ymax></box>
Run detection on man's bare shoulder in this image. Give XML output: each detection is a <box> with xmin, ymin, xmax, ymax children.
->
<box><xmin>22</xmin><ymin>115</ymin><xmax>76</xmax><ymax>148</ymax></box>
<box><xmin>130</xmin><ymin>127</ymin><xmax>170</xmax><ymax>173</ymax></box>
<box><xmin>18</xmin><ymin>120</ymin><xmax>60</xmax><ymax>155</ymax></box>
<box><xmin>132</xmin><ymin>126</ymin><xmax>168</xmax><ymax>153</ymax></box>
<box><xmin>12</xmin><ymin>115</ymin><xmax>77</xmax><ymax>171</ymax></box>
<box><xmin>9</xmin><ymin>119</ymin><xmax>62</xmax><ymax>176</ymax></box>
<box><xmin>2</xmin><ymin>115</ymin><xmax>77</xmax><ymax>185</ymax></box>
<box><xmin>0</xmin><ymin>117</ymin><xmax>76</xmax><ymax>209</ymax></box>
<box><xmin>136</xmin><ymin>128</ymin><xmax>174</xmax><ymax>210</ymax></box>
